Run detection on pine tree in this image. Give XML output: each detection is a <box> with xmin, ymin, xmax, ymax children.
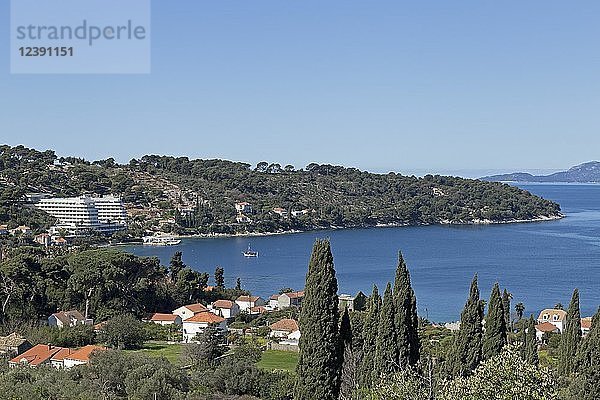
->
<box><xmin>502</xmin><ymin>288</ymin><xmax>512</xmax><ymax>332</ymax></box>
<box><xmin>524</xmin><ymin>315</ymin><xmax>538</xmax><ymax>366</ymax></box>
<box><xmin>482</xmin><ymin>283</ymin><xmax>507</xmax><ymax>360</ymax></box>
<box><xmin>569</xmin><ymin>307</ymin><xmax>600</xmax><ymax>398</ymax></box>
<box><xmin>295</xmin><ymin>239</ymin><xmax>342</xmax><ymax>400</ymax></box>
<box><xmin>559</xmin><ymin>288</ymin><xmax>582</xmax><ymax>376</ymax></box>
<box><xmin>359</xmin><ymin>285</ymin><xmax>381</xmax><ymax>388</ymax></box>
<box><xmin>450</xmin><ymin>275</ymin><xmax>484</xmax><ymax>377</ymax></box>
<box><xmin>393</xmin><ymin>251</ymin><xmax>420</xmax><ymax>367</ymax></box>
<box><xmin>375</xmin><ymin>282</ymin><xmax>397</xmax><ymax>377</ymax></box>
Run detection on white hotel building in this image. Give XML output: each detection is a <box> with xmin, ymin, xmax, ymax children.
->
<box><xmin>34</xmin><ymin>196</ymin><xmax>127</xmax><ymax>235</ymax></box>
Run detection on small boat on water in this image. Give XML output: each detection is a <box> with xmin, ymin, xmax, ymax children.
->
<box><xmin>142</xmin><ymin>235</ymin><xmax>181</xmax><ymax>246</ymax></box>
<box><xmin>243</xmin><ymin>244</ymin><xmax>259</xmax><ymax>257</ymax></box>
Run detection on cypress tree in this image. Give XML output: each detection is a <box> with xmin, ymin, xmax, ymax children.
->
<box><xmin>482</xmin><ymin>283</ymin><xmax>507</xmax><ymax>360</ymax></box>
<box><xmin>524</xmin><ymin>315</ymin><xmax>539</xmax><ymax>366</ymax></box>
<box><xmin>502</xmin><ymin>288</ymin><xmax>512</xmax><ymax>332</ymax></box>
<box><xmin>340</xmin><ymin>307</ymin><xmax>352</xmax><ymax>352</ymax></box>
<box><xmin>393</xmin><ymin>251</ymin><xmax>420</xmax><ymax>367</ymax></box>
<box><xmin>570</xmin><ymin>307</ymin><xmax>600</xmax><ymax>398</ymax></box>
<box><xmin>559</xmin><ymin>288</ymin><xmax>582</xmax><ymax>376</ymax></box>
<box><xmin>450</xmin><ymin>274</ymin><xmax>484</xmax><ymax>377</ymax></box>
<box><xmin>169</xmin><ymin>251</ymin><xmax>185</xmax><ymax>282</ymax></box>
<box><xmin>295</xmin><ymin>239</ymin><xmax>341</xmax><ymax>400</ymax></box>
<box><xmin>359</xmin><ymin>285</ymin><xmax>381</xmax><ymax>388</ymax></box>
<box><xmin>375</xmin><ymin>282</ymin><xmax>397</xmax><ymax>377</ymax></box>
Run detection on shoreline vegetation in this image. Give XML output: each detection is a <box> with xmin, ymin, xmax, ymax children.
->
<box><xmin>0</xmin><ymin>145</ymin><xmax>562</xmax><ymax>240</ymax></box>
<box><xmin>112</xmin><ymin>214</ymin><xmax>564</xmax><ymax>243</ymax></box>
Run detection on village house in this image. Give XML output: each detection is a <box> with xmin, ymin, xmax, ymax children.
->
<box><xmin>0</xmin><ymin>333</ymin><xmax>31</xmax><ymax>357</ymax></box>
<box><xmin>149</xmin><ymin>313</ymin><xmax>182</xmax><ymax>326</ymax></box>
<box><xmin>534</xmin><ymin>321</ymin><xmax>560</xmax><ymax>341</ymax></box>
<box><xmin>278</xmin><ymin>291</ymin><xmax>305</xmax><ymax>309</ymax></box>
<box><xmin>235</xmin><ymin>295</ymin><xmax>266</xmax><ymax>313</ymax></box>
<box><xmin>235</xmin><ymin>202</ymin><xmax>253</xmax><ymax>214</ymax></box>
<box><xmin>63</xmin><ymin>345</ymin><xmax>106</xmax><ymax>369</ymax></box>
<box><xmin>172</xmin><ymin>303</ymin><xmax>208</xmax><ymax>321</ymax></box>
<box><xmin>338</xmin><ymin>294</ymin><xmax>356</xmax><ymax>311</ymax></box>
<box><xmin>272</xmin><ymin>207</ymin><xmax>288</xmax><ymax>217</ymax></box>
<box><xmin>236</xmin><ymin>215</ymin><xmax>252</xmax><ymax>223</ymax></box>
<box><xmin>250</xmin><ymin>306</ymin><xmax>267</xmax><ymax>315</ymax></box>
<box><xmin>182</xmin><ymin>312</ymin><xmax>227</xmax><ymax>343</ymax></box>
<box><xmin>537</xmin><ymin>309</ymin><xmax>567</xmax><ymax>333</ymax></box>
<box><xmin>209</xmin><ymin>300</ymin><xmax>240</xmax><ymax>319</ymax></box>
<box><xmin>34</xmin><ymin>233</ymin><xmax>51</xmax><ymax>246</ymax></box>
<box><xmin>9</xmin><ymin>225</ymin><xmax>32</xmax><ymax>235</ymax></box>
<box><xmin>0</xmin><ymin>225</ymin><xmax>8</xmax><ymax>235</ymax></box>
<box><xmin>291</xmin><ymin>209</ymin><xmax>309</xmax><ymax>217</ymax></box>
<box><xmin>269</xmin><ymin>319</ymin><xmax>301</xmax><ymax>347</ymax></box>
<box><xmin>50</xmin><ymin>348</ymin><xmax>76</xmax><ymax>369</ymax></box>
<box><xmin>9</xmin><ymin>344</ymin><xmax>63</xmax><ymax>368</ymax></box>
<box><xmin>268</xmin><ymin>294</ymin><xmax>279</xmax><ymax>310</ymax></box>
<box><xmin>581</xmin><ymin>317</ymin><xmax>592</xmax><ymax>337</ymax></box>
<box><xmin>48</xmin><ymin>310</ymin><xmax>92</xmax><ymax>329</ymax></box>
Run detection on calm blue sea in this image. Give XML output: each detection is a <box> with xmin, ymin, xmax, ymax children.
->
<box><xmin>124</xmin><ymin>184</ymin><xmax>600</xmax><ymax>322</ymax></box>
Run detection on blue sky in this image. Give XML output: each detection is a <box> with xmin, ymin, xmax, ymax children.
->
<box><xmin>1</xmin><ymin>1</ymin><xmax>599</xmax><ymax>175</ymax></box>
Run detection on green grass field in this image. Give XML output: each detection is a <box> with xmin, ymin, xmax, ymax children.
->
<box><xmin>128</xmin><ymin>341</ymin><xmax>183</xmax><ymax>364</ymax></box>
<box><xmin>257</xmin><ymin>350</ymin><xmax>299</xmax><ymax>372</ymax></box>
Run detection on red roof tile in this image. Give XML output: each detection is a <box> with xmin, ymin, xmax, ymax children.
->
<box><xmin>213</xmin><ymin>300</ymin><xmax>235</xmax><ymax>309</ymax></box>
<box><xmin>65</xmin><ymin>345</ymin><xmax>106</xmax><ymax>363</ymax></box>
<box><xmin>270</xmin><ymin>319</ymin><xmax>299</xmax><ymax>333</ymax></box>
<box><xmin>535</xmin><ymin>322</ymin><xmax>560</xmax><ymax>333</ymax></box>
<box><xmin>150</xmin><ymin>313</ymin><xmax>179</xmax><ymax>322</ymax></box>
<box><xmin>10</xmin><ymin>344</ymin><xmax>63</xmax><ymax>366</ymax></box>
<box><xmin>184</xmin><ymin>311</ymin><xmax>225</xmax><ymax>324</ymax></box>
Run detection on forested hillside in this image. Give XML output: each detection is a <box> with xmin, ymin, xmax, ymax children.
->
<box><xmin>0</xmin><ymin>145</ymin><xmax>561</xmax><ymax>235</ymax></box>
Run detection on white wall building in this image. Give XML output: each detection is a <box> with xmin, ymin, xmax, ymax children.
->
<box><xmin>235</xmin><ymin>296</ymin><xmax>266</xmax><ymax>313</ymax></box>
<box><xmin>34</xmin><ymin>195</ymin><xmax>127</xmax><ymax>235</ymax></box>
<box><xmin>182</xmin><ymin>312</ymin><xmax>227</xmax><ymax>343</ymax></box>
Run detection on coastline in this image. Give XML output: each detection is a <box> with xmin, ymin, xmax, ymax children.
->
<box><xmin>166</xmin><ymin>214</ymin><xmax>565</xmax><ymax>241</ymax></box>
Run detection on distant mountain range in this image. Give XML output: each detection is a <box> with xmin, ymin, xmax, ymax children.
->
<box><xmin>482</xmin><ymin>161</ymin><xmax>600</xmax><ymax>183</ymax></box>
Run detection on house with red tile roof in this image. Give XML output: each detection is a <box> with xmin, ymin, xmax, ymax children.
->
<box><xmin>182</xmin><ymin>311</ymin><xmax>227</xmax><ymax>343</ymax></box>
<box><xmin>235</xmin><ymin>295</ymin><xmax>266</xmax><ymax>313</ymax></box>
<box><xmin>172</xmin><ymin>303</ymin><xmax>208</xmax><ymax>322</ymax></box>
<box><xmin>209</xmin><ymin>299</ymin><xmax>240</xmax><ymax>319</ymax></box>
<box><xmin>9</xmin><ymin>344</ymin><xmax>63</xmax><ymax>368</ymax></box>
<box><xmin>269</xmin><ymin>319</ymin><xmax>301</xmax><ymax>347</ymax></box>
<box><xmin>581</xmin><ymin>317</ymin><xmax>593</xmax><ymax>337</ymax></box>
<box><xmin>535</xmin><ymin>321</ymin><xmax>560</xmax><ymax>341</ymax></box>
<box><xmin>50</xmin><ymin>348</ymin><xmax>77</xmax><ymax>369</ymax></box>
<box><xmin>149</xmin><ymin>313</ymin><xmax>182</xmax><ymax>326</ymax></box>
<box><xmin>63</xmin><ymin>345</ymin><xmax>106</xmax><ymax>369</ymax></box>
<box><xmin>537</xmin><ymin>309</ymin><xmax>567</xmax><ymax>333</ymax></box>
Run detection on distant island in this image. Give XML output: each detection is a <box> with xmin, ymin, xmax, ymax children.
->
<box><xmin>482</xmin><ymin>161</ymin><xmax>600</xmax><ymax>183</ymax></box>
<box><xmin>0</xmin><ymin>145</ymin><xmax>562</xmax><ymax>239</ymax></box>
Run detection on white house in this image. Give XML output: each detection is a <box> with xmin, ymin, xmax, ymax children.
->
<box><xmin>209</xmin><ymin>300</ymin><xmax>240</xmax><ymax>319</ymax></box>
<box><xmin>182</xmin><ymin>312</ymin><xmax>227</xmax><ymax>343</ymax></box>
<box><xmin>235</xmin><ymin>295</ymin><xmax>266</xmax><ymax>313</ymax></box>
<box><xmin>269</xmin><ymin>319</ymin><xmax>300</xmax><ymax>347</ymax></box>
<box><xmin>272</xmin><ymin>207</ymin><xmax>288</xmax><ymax>217</ymax></box>
<box><xmin>173</xmin><ymin>303</ymin><xmax>208</xmax><ymax>322</ymax></box>
<box><xmin>149</xmin><ymin>313</ymin><xmax>182</xmax><ymax>326</ymax></box>
<box><xmin>581</xmin><ymin>317</ymin><xmax>592</xmax><ymax>337</ymax></box>
<box><xmin>62</xmin><ymin>345</ymin><xmax>106</xmax><ymax>369</ymax></box>
<box><xmin>48</xmin><ymin>311</ymin><xmax>92</xmax><ymax>329</ymax></box>
<box><xmin>537</xmin><ymin>309</ymin><xmax>567</xmax><ymax>333</ymax></box>
<box><xmin>268</xmin><ymin>294</ymin><xmax>279</xmax><ymax>310</ymax></box>
<box><xmin>269</xmin><ymin>319</ymin><xmax>299</xmax><ymax>339</ymax></box>
<box><xmin>235</xmin><ymin>202</ymin><xmax>253</xmax><ymax>214</ymax></box>
<box><xmin>534</xmin><ymin>322</ymin><xmax>560</xmax><ymax>341</ymax></box>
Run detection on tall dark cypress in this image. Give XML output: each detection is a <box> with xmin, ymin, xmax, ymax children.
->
<box><xmin>338</xmin><ymin>307</ymin><xmax>354</xmax><ymax>399</ymax></box>
<box><xmin>571</xmin><ymin>307</ymin><xmax>600</xmax><ymax>399</ymax></box>
<box><xmin>393</xmin><ymin>251</ymin><xmax>420</xmax><ymax>367</ymax></box>
<box><xmin>340</xmin><ymin>307</ymin><xmax>352</xmax><ymax>352</ymax></box>
<box><xmin>359</xmin><ymin>285</ymin><xmax>381</xmax><ymax>388</ymax></box>
<box><xmin>524</xmin><ymin>315</ymin><xmax>539</xmax><ymax>365</ymax></box>
<box><xmin>502</xmin><ymin>288</ymin><xmax>512</xmax><ymax>333</ymax></box>
<box><xmin>559</xmin><ymin>288</ymin><xmax>582</xmax><ymax>376</ymax></box>
<box><xmin>375</xmin><ymin>282</ymin><xmax>397</xmax><ymax>377</ymax></box>
<box><xmin>295</xmin><ymin>240</ymin><xmax>341</xmax><ymax>400</ymax></box>
<box><xmin>482</xmin><ymin>283</ymin><xmax>508</xmax><ymax>360</ymax></box>
<box><xmin>450</xmin><ymin>275</ymin><xmax>484</xmax><ymax>377</ymax></box>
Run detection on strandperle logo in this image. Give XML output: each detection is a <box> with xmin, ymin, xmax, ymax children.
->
<box><xmin>15</xmin><ymin>20</ymin><xmax>148</xmax><ymax>47</ymax></box>
<box><xmin>10</xmin><ymin>0</ymin><xmax>151</xmax><ymax>74</ymax></box>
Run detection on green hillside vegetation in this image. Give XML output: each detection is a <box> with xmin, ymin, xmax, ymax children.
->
<box><xmin>0</xmin><ymin>145</ymin><xmax>561</xmax><ymax>235</ymax></box>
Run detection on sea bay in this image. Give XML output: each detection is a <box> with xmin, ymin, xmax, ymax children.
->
<box><xmin>125</xmin><ymin>184</ymin><xmax>600</xmax><ymax>322</ymax></box>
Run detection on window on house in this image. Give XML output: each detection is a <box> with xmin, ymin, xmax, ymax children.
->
<box><xmin>543</xmin><ymin>314</ymin><xmax>549</xmax><ymax>320</ymax></box>
<box><xmin>553</xmin><ymin>315</ymin><xmax>559</xmax><ymax>321</ymax></box>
